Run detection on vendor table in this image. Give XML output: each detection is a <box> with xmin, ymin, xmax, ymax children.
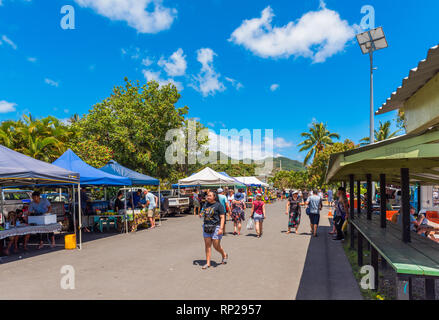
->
<box><xmin>87</xmin><ymin>211</ymin><xmax>150</xmax><ymax>233</ymax></box>
<box><xmin>0</xmin><ymin>224</ymin><xmax>62</xmax><ymax>240</ymax></box>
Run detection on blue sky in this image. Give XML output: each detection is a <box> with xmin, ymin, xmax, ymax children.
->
<box><xmin>0</xmin><ymin>0</ymin><xmax>438</xmax><ymax>162</ymax></box>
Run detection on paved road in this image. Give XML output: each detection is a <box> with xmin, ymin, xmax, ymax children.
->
<box><xmin>0</xmin><ymin>200</ymin><xmax>362</xmax><ymax>300</ymax></box>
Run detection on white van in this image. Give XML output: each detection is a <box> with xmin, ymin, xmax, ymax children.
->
<box><xmin>0</xmin><ymin>189</ymin><xmax>32</xmax><ymax>224</ymax></box>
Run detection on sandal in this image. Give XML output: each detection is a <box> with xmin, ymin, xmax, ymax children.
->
<box><xmin>222</xmin><ymin>254</ymin><xmax>228</xmax><ymax>265</ymax></box>
<box><xmin>202</xmin><ymin>264</ymin><xmax>210</xmax><ymax>270</ymax></box>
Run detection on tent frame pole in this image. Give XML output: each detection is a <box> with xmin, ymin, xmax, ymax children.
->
<box><xmin>78</xmin><ymin>183</ymin><xmax>82</xmax><ymax>250</ymax></box>
<box><xmin>124</xmin><ymin>187</ymin><xmax>128</xmax><ymax>234</ymax></box>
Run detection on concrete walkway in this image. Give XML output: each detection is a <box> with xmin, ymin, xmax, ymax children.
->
<box><xmin>0</xmin><ymin>200</ymin><xmax>362</xmax><ymax>300</ymax></box>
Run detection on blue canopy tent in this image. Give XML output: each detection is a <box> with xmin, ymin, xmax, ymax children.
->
<box><xmin>53</xmin><ymin>150</ymin><xmax>132</xmax><ymax>244</ymax></box>
<box><xmin>0</xmin><ymin>145</ymin><xmax>81</xmax><ymax>249</ymax></box>
<box><xmin>53</xmin><ymin>150</ymin><xmax>131</xmax><ymax>186</ymax></box>
<box><xmin>100</xmin><ymin>160</ymin><xmax>159</xmax><ymax>185</ymax></box>
<box><xmin>100</xmin><ymin>160</ymin><xmax>161</xmax><ymax>222</ymax></box>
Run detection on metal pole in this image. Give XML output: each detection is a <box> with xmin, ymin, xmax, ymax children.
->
<box><xmin>369</xmin><ymin>51</ymin><xmax>377</xmax><ymax>202</ymax></box>
<box><xmin>124</xmin><ymin>187</ymin><xmax>128</xmax><ymax>234</ymax></box>
<box><xmin>357</xmin><ymin>180</ymin><xmax>361</xmax><ymax>215</ymax></box>
<box><xmin>78</xmin><ymin>184</ymin><xmax>82</xmax><ymax>250</ymax></box>
<box><xmin>369</xmin><ymin>51</ymin><xmax>375</xmax><ymax>144</ymax></box>
<box><xmin>0</xmin><ymin>187</ymin><xmax>4</xmax><ymax>226</ymax></box>
<box><xmin>72</xmin><ymin>186</ymin><xmax>76</xmax><ymax>240</ymax></box>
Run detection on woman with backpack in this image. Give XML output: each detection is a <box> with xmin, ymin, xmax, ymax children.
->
<box><xmin>231</xmin><ymin>191</ymin><xmax>245</xmax><ymax>235</ymax></box>
<box><xmin>251</xmin><ymin>194</ymin><xmax>266</xmax><ymax>238</ymax></box>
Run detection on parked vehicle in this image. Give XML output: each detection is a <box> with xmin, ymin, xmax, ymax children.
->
<box><xmin>0</xmin><ymin>189</ymin><xmax>32</xmax><ymax>224</ymax></box>
<box><xmin>154</xmin><ymin>190</ymin><xmax>190</xmax><ymax>216</ymax></box>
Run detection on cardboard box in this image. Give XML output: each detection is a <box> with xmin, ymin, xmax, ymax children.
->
<box><xmin>28</xmin><ymin>214</ymin><xmax>57</xmax><ymax>225</ymax></box>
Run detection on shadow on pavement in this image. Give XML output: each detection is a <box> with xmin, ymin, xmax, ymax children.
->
<box><xmin>295</xmin><ymin>224</ymin><xmax>362</xmax><ymax>300</ymax></box>
<box><xmin>193</xmin><ymin>260</ymin><xmax>220</xmax><ymax>268</ymax></box>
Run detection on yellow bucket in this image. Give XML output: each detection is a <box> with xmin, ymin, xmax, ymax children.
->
<box><xmin>64</xmin><ymin>234</ymin><xmax>77</xmax><ymax>250</ymax></box>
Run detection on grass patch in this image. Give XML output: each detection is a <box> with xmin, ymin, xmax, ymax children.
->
<box><xmin>342</xmin><ymin>238</ymin><xmax>390</xmax><ymax>300</ymax></box>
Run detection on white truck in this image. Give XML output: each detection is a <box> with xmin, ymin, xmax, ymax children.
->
<box><xmin>155</xmin><ymin>190</ymin><xmax>191</xmax><ymax>216</ymax></box>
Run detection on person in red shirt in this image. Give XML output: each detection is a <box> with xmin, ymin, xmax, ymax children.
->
<box><xmin>251</xmin><ymin>194</ymin><xmax>266</xmax><ymax>238</ymax></box>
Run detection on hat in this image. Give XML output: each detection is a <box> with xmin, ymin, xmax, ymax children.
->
<box><xmin>217</xmin><ymin>188</ymin><xmax>224</xmax><ymax>193</ymax></box>
<box><xmin>234</xmin><ymin>192</ymin><xmax>244</xmax><ymax>201</ymax></box>
<box><xmin>292</xmin><ymin>190</ymin><xmax>299</xmax><ymax>195</ymax></box>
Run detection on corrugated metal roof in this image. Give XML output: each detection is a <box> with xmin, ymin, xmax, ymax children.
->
<box><xmin>376</xmin><ymin>44</ymin><xmax>439</xmax><ymax>115</ymax></box>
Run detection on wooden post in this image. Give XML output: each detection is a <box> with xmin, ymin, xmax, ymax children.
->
<box><xmin>380</xmin><ymin>174</ymin><xmax>386</xmax><ymax>228</ymax></box>
<box><xmin>350</xmin><ymin>224</ymin><xmax>355</xmax><ymax>250</ymax></box>
<box><xmin>425</xmin><ymin>278</ymin><xmax>436</xmax><ymax>300</ymax></box>
<box><xmin>357</xmin><ymin>180</ymin><xmax>361</xmax><ymax>215</ymax></box>
<box><xmin>358</xmin><ymin>232</ymin><xmax>363</xmax><ymax>266</ymax></box>
<box><xmin>371</xmin><ymin>246</ymin><xmax>379</xmax><ymax>291</ymax></box>
<box><xmin>366</xmin><ymin>174</ymin><xmax>372</xmax><ymax>220</ymax></box>
<box><xmin>401</xmin><ymin>168</ymin><xmax>411</xmax><ymax>243</ymax></box>
<box><xmin>350</xmin><ymin>175</ymin><xmax>355</xmax><ymax>220</ymax></box>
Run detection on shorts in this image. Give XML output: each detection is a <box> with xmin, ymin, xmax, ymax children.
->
<box><xmin>309</xmin><ymin>213</ymin><xmax>320</xmax><ymax>225</ymax></box>
<box><xmin>194</xmin><ymin>200</ymin><xmax>200</xmax><ymax>208</ymax></box>
<box><xmin>253</xmin><ymin>213</ymin><xmax>264</xmax><ymax>222</ymax></box>
<box><xmin>147</xmin><ymin>209</ymin><xmax>154</xmax><ymax>218</ymax></box>
<box><xmin>202</xmin><ymin>225</ymin><xmax>222</xmax><ymax>240</ymax></box>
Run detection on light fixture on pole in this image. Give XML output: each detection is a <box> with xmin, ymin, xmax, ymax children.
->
<box><xmin>356</xmin><ymin>26</ymin><xmax>388</xmax><ymax>144</ymax></box>
<box><xmin>356</xmin><ymin>26</ymin><xmax>388</xmax><ymax>201</ymax></box>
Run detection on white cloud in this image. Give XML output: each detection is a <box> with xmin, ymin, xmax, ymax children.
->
<box><xmin>27</xmin><ymin>57</ymin><xmax>37</xmax><ymax>63</ymax></box>
<box><xmin>271</xmin><ymin>137</ymin><xmax>293</xmax><ymax>149</ymax></box>
<box><xmin>229</xmin><ymin>3</ymin><xmax>356</xmax><ymax>63</ymax></box>
<box><xmin>74</xmin><ymin>0</ymin><xmax>177</xmax><ymax>34</ymax></box>
<box><xmin>225</xmin><ymin>77</ymin><xmax>243</xmax><ymax>90</ymax></box>
<box><xmin>142</xmin><ymin>69</ymin><xmax>183</xmax><ymax>91</ymax></box>
<box><xmin>45</xmin><ymin>78</ymin><xmax>59</xmax><ymax>87</ymax></box>
<box><xmin>158</xmin><ymin>48</ymin><xmax>187</xmax><ymax>77</ymax></box>
<box><xmin>0</xmin><ymin>100</ymin><xmax>16</xmax><ymax>113</ymax></box>
<box><xmin>1</xmin><ymin>35</ymin><xmax>17</xmax><ymax>50</ymax></box>
<box><xmin>270</xmin><ymin>84</ymin><xmax>279</xmax><ymax>91</ymax></box>
<box><xmin>142</xmin><ymin>57</ymin><xmax>153</xmax><ymax>67</ymax></box>
<box><xmin>191</xmin><ymin>48</ymin><xmax>225</xmax><ymax>97</ymax></box>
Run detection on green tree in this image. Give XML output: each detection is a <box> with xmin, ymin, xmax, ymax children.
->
<box><xmin>298</xmin><ymin>122</ymin><xmax>340</xmax><ymax>166</ymax></box>
<box><xmin>308</xmin><ymin>139</ymin><xmax>356</xmax><ymax>188</ymax></box>
<box><xmin>76</xmin><ymin>78</ymin><xmax>193</xmax><ymax>180</ymax></box>
<box><xmin>360</xmin><ymin>120</ymin><xmax>401</xmax><ymax>146</ymax></box>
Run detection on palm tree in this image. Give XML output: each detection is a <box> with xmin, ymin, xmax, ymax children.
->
<box><xmin>360</xmin><ymin>121</ymin><xmax>401</xmax><ymax>146</ymax></box>
<box><xmin>298</xmin><ymin>122</ymin><xmax>340</xmax><ymax>165</ymax></box>
<box><xmin>0</xmin><ymin>120</ymin><xmax>19</xmax><ymax>149</ymax></box>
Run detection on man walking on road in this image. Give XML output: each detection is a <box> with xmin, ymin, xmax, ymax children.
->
<box><xmin>217</xmin><ymin>188</ymin><xmax>231</xmax><ymax>236</ymax></box>
<box><xmin>306</xmin><ymin>189</ymin><xmax>323</xmax><ymax>237</ymax></box>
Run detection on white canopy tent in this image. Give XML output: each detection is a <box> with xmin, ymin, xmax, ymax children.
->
<box><xmin>178</xmin><ymin>167</ymin><xmax>237</xmax><ymax>186</ymax></box>
<box><xmin>234</xmin><ymin>176</ymin><xmax>269</xmax><ymax>188</ymax></box>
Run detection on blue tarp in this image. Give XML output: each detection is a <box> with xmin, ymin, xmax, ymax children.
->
<box><xmin>100</xmin><ymin>160</ymin><xmax>159</xmax><ymax>186</ymax></box>
<box><xmin>0</xmin><ymin>145</ymin><xmax>79</xmax><ymax>187</ymax></box>
<box><xmin>53</xmin><ymin>149</ymin><xmax>131</xmax><ymax>186</ymax></box>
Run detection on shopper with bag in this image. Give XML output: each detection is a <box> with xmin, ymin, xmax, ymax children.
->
<box><xmin>231</xmin><ymin>191</ymin><xmax>246</xmax><ymax>235</ymax></box>
<box><xmin>251</xmin><ymin>194</ymin><xmax>266</xmax><ymax>238</ymax></box>
<box><xmin>200</xmin><ymin>191</ymin><xmax>228</xmax><ymax>270</ymax></box>
<box><xmin>333</xmin><ymin>187</ymin><xmax>349</xmax><ymax>241</ymax></box>
<box><xmin>285</xmin><ymin>190</ymin><xmax>301</xmax><ymax>234</ymax></box>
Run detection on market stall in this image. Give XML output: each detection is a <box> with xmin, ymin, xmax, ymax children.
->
<box><xmin>100</xmin><ymin>160</ymin><xmax>161</xmax><ymax>231</ymax></box>
<box><xmin>178</xmin><ymin>167</ymin><xmax>237</xmax><ymax>187</ymax></box>
<box><xmin>52</xmin><ymin>150</ymin><xmax>131</xmax><ymax>244</ymax></box>
<box><xmin>0</xmin><ymin>145</ymin><xmax>80</xmax><ymax>249</ymax></box>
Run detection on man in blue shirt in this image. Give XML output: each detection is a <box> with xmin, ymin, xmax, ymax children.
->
<box><xmin>29</xmin><ymin>191</ymin><xmax>55</xmax><ymax>249</ymax></box>
<box><xmin>217</xmin><ymin>188</ymin><xmax>231</xmax><ymax>236</ymax></box>
<box><xmin>144</xmin><ymin>189</ymin><xmax>157</xmax><ymax>229</ymax></box>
